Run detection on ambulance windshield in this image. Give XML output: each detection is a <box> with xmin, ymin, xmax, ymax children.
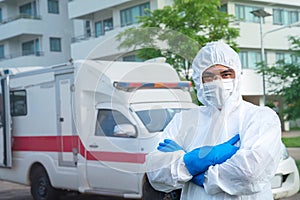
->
<box><xmin>135</xmin><ymin>108</ymin><xmax>186</xmax><ymax>133</ymax></box>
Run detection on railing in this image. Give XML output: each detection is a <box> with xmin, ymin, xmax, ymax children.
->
<box><xmin>71</xmin><ymin>27</ymin><xmax>114</xmax><ymax>43</ymax></box>
<box><xmin>0</xmin><ymin>51</ymin><xmax>44</xmax><ymax>61</ymax></box>
<box><xmin>0</xmin><ymin>14</ymin><xmax>41</xmax><ymax>25</ymax></box>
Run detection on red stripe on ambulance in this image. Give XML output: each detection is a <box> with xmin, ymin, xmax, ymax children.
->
<box><xmin>12</xmin><ymin>136</ymin><xmax>146</xmax><ymax>164</ymax></box>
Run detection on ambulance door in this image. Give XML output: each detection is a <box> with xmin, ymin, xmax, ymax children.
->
<box><xmin>86</xmin><ymin>106</ymin><xmax>141</xmax><ymax>194</ymax></box>
<box><xmin>56</xmin><ymin>73</ymin><xmax>77</xmax><ymax>167</ymax></box>
<box><xmin>0</xmin><ymin>76</ymin><xmax>12</xmax><ymax>167</ymax></box>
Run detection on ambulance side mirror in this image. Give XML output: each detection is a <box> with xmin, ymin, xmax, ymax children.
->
<box><xmin>113</xmin><ymin>124</ymin><xmax>137</xmax><ymax>138</ymax></box>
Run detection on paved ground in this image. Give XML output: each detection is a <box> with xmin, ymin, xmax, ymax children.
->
<box><xmin>0</xmin><ymin>180</ymin><xmax>123</xmax><ymax>200</ymax></box>
<box><xmin>282</xmin><ymin>130</ymin><xmax>300</xmax><ymax>138</ymax></box>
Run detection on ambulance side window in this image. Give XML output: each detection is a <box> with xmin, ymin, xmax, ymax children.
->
<box><xmin>95</xmin><ymin>109</ymin><xmax>132</xmax><ymax>137</ymax></box>
<box><xmin>10</xmin><ymin>90</ymin><xmax>27</xmax><ymax>116</ymax></box>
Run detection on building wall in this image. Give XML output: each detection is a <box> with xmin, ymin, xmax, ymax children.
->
<box><xmin>0</xmin><ymin>0</ymin><xmax>73</xmax><ymax>68</ymax></box>
<box><xmin>227</xmin><ymin>0</ymin><xmax>299</xmax><ymax>104</ymax></box>
<box><xmin>69</xmin><ymin>0</ymin><xmax>172</xmax><ymax>60</ymax></box>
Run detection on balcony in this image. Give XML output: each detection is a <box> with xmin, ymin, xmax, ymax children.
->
<box><xmin>68</xmin><ymin>0</ymin><xmax>131</xmax><ymax>19</ymax></box>
<box><xmin>0</xmin><ymin>51</ymin><xmax>45</xmax><ymax>68</ymax></box>
<box><xmin>71</xmin><ymin>27</ymin><xmax>128</xmax><ymax>60</ymax></box>
<box><xmin>0</xmin><ymin>15</ymin><xmax>43</xmax><ymax>41</ymax></box>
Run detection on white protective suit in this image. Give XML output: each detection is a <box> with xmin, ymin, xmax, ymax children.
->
<box><xmin>146</xmin><ymin>41</ymin><xmax>282</xmax><ymax>199</ymax></box>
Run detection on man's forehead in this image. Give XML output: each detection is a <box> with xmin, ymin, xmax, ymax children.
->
<box><xmin>203</xmin><ymin>65</ymin><xmax>234</xmax><ymax>73</ymax></box>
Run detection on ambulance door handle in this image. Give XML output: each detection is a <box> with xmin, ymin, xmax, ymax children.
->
<box><xmin>89</xmin><ymin>144</ymin><xmax>99</xmax><ymax>148</ymax></box>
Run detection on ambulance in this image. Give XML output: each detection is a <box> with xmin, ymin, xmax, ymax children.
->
<box><xmin>0</xmin><ymin>59</ymin><xmax>194</xmax><ymax>200</ymax></box>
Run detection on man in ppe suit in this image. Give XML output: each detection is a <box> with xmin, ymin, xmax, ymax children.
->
<box><xmin>146</xmin><ymin>41</ymin><xmax>282</xmax><ymax>199</ymax></box>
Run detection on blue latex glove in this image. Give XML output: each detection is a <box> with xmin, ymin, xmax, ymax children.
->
<box><xmin>183</xmin><ymin>134</ymin><xmax>240</xmax><ymax>176</ymax></box>
<box><xmin>191</xmin><ymin>172</ymin><xmax>205</xmax><ymax>187</ymax></box>
<box><xmin>157</xmin><ymin>139</ymin><xmax>206</xmax><ymax>187</ymax></box>
<box><xmin>157</xmin><ymin>139</ymin><xmax>185</xmax><ymax>152</ymax></box>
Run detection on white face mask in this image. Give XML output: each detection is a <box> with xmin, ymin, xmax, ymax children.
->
<box><xmin>202</xmin><ymin>79</ymin><xmax>234</xmax><ymax>109</ymax></box>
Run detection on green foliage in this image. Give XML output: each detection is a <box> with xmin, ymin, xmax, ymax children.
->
<box><xmin>258</xmin><ymin>36</ymin><xmax>300</xmax><ymax>120</ymax></box>
<box><xmin>282</xmin><ymin>136</ymin><xmax>300</xmax><ymax>147</ymax></box>
<box><xmin>116</xmin><ymin>0</ymin><xmax>239</xmax><ymax>81</ymax></box>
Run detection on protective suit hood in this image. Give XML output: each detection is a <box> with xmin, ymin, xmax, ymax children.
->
<box><xmin>192</xmin><ymin>41</ymin><xmax>242</xmax><ymax>107</ymax></box>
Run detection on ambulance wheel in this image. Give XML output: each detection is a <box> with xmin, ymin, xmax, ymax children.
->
<box><xmin>30</xmin><ymin>166</ymin><xmax>60</xmax><ymax>200</ymax></box>
<box><xmin>142</xmin><ymin>178</ymin><xmax>181</xmax><ymax>200</ymax></box>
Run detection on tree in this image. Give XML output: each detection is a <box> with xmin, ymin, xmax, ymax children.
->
<box><xmin>260</xmin><ymin>36</ymin><xmax>300</xmax><ymax>121</ymax></box>
<box><xmin>116</xmin><ymin>0</ymin><xmax>239</xmax><ymax>80</ymax></box>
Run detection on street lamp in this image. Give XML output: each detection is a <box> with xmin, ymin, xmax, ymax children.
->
<box><xmin>250</xmin><ymin>9</ymin><xmax>271</xmax><ymax>106</ymax></box>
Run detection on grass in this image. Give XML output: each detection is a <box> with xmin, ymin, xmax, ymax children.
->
<box><xmin>282</xmin><ymin>136</ymin><xmax>300</xmax><ymax>147</ymax></box>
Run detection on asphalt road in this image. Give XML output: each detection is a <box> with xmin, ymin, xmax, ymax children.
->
<box><xmin>0</xmin><ymin>180</ymin><xmax>123</xmax><ymax>200</ymax></box>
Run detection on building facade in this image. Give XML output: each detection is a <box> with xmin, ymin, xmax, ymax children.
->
<box><xmin>68</xmin><ymin>0</ymin><xmax>300</xmax><ymax>109</ymax></box>
<box><xmin>68</xmin><ymin>0</ymin><xmax>173</xmax><ymax>61</ymax></box>
<box><xmin>223</xmin><ymin>0</ymin><xmax>300</xmax><ymax>106</ymax></box>
<box><xmin>0</xmin><ymin>0</ymin><xmax>73</xmax><ymax>68</ymax></box>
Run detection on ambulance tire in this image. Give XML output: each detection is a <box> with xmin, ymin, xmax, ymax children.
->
<box><xmin>142</xmin><ymin>178</ymin><xmax>181</xmax><ymax>200</ymax></box>
<box><xmin>30</xmin><ymin>166</ymin><xmax>60</xmax><ymax>200</ymax></box>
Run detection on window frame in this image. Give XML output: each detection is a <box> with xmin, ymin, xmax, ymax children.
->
<box><xmin>120</xmin><ymin>2</ymin><xmax>150</xmax><ymax>27</ymax></box>
<box><xmin>22</xmin><ymin>40</ymin><xmax>35</xmax><ymax>56</ymax></box>
<box><xmin>49</xmin><ymin>37</ymin><xmax>61</xmax><ymax>52</ymax></box>
<box><xmin>0</xmin><ymin>8</ymin><xmax>2</xmax><ymax>23</ymax></box>
<box><xmin>10</xmin><ymin>90</ymin><xmax>27</xmax><ymax>117</ymax></box>
<box><xmin>235</xmin><ymin>4</ymin><xmax>262</xmax><ymax>23</ymax></box>
<box><xmin>0</xmin><ymin>44</ymin><xmax>4</xmax><ymax>59</ymax></box>
<box><xmin>48</xmin><ymin>0</ymin><xmax>59</xmax><ymax>14</ymax></box>
<box><xmin>239</xmin><ymin>50</ymin><xmax>264</xmax><ymax>69</ymax></box>
<box><xmin>94</xmin><ymin>21</ymin><xmax>103</xmax><ymax>37</ymax></box>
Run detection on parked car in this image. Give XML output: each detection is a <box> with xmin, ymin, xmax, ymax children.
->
<box><xmin>272</xmin><ymin>143</ymin><xmax>300</xmax><ymax>199</ymax></box>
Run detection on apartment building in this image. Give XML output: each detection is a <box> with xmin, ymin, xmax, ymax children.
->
<box><xmin>223</xmin><ymin>0</ymin><xmax>300</xmax><ymax>106</ymax></box>
<box><xmin>0</xmin><ymin>0</ymin><xmax>73</xmax><ymax>68</ymax></box>
<box><xmin>68</xmin><ymin>0</ymin><xmax>174</xmax><ymax>61</ymax></box>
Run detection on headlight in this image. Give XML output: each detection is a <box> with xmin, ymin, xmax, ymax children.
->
<box><xmin>281</xmin><ymin>142</ymin><xmax>289</xmax><ymax>160</ymax></box>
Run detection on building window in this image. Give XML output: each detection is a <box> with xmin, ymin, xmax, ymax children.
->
<box><xmin>85</xmin><ymin>21</ymin><xmax>91</xmax><ymax>37</ymax></box>
<box><xmin>0</xmin><ymin>8</ymin><xmax>2</xmax><ymax>23</ymax></box>
<box><xmin>220</xmin><ymin>4</ymin><xmax>227</xmax><ymax>13</ymax></box>
<box><xmin>273</xmin><ymin>9</ymin><xmax>283</xmax><ymax>25</ymax></box>
<box><xmin>48</xmin><ymin>0</ymin><xmax>59</xmax><ymax>14</ymax></box>
<box><xmin>19</xmin><ymin>2</ymin><xmax>37</xmax><ymax>17</ymax></box>
<box><xmin>239</xmin><ymin>51</ymin><xmax>262</xmax><ymax>69</ymax></box>
<box><xmin>276</xmin><ymin>52</ymin><xmax>299</xmax><ymax>66</ymax></box>
<box><xmin>10</xmin><ymin>90</ymin><xmax>27</xmax><ymax>116</ymax></box>
<box><xmin>50</xmin><ymin>37</ymin><xmax>61</xmax><ymax>52</ymax></box>
<box><xmin>22</xmin><ymin>39</ymin><xmax>40</xmax><ymax>56</ymax></box>
<box><xmin>0</xmin><ymin>45</ymin><xmax>4</xmax><ymax>59</ymax></box>
<box><xmin>95</xmin><ymin>21</ymin><xmax>103</xmax><ymax>37</ymax></box>
<box><xmin>94</xmin><ymin>18</ymin><xmax>113</xmax><ymax>37</ymax></box>
<box><xmin>120</xmin><ymin>2</ymin><xmax>150</xmax><ymax>27</ymax></box>
<box><xmin>103</xmin><ymin>18</ymin><xmax>113</xmax><ymax>31</ymax></box>
<box><xmin>273</xmin><ymin>9</ymin><xmax>299</xmax><ymax>25</ymax></box>
<box><xmin>22</xmin><ymin>40</ymin><xmax>34</xmax><ymax>55</ymax></box>
<box><xmin>235</xmin><ymin>4</ymin><xmax>261</xmax><ymax>23</ymax></box>
<box><xmin>289</xmin><ymin>11</ymin><xmax>299</xmax><ymax>24</ymax></box>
